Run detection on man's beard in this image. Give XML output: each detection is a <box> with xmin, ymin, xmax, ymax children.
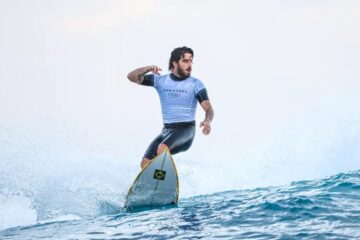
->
<box><xmin>176</xmin><ymin>67</ymin><xmax>191</xmax><ymax>78</ymax></box>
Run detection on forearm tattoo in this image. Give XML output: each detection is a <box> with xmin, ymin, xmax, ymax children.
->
<box><xmin>127</xmin><ymin>66</ymin><xmax>150</xmax><ymax>84</ymax></box>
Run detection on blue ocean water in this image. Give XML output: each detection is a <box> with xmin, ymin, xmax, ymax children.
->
<box><xmin>0</xmin><ymin>170</ymin><xmax>359</xmax><ymax>240</ymax></box>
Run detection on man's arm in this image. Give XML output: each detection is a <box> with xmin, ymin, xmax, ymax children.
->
<box><xmin>199</xmin><ymin>100</ymin><xmax>214</xmax><ymax>135</ymax></box>
<box><xmin>127</xmin><ymin>65</ymin><xmax>162</xmax><ymax>84</ymax></box>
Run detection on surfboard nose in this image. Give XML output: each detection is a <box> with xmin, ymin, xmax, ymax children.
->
<box><xmin>125</xmin><ymin>150</ymin><xmax>179</xmax><ymax>209</ymax></box>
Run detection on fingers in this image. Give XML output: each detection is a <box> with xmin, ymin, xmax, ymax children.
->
<box><xmin>203</xmin><ymin>126</ymin><xmax>211</xmax><ymax>135</ymax></box>
<box><xmin>200</xmin><ymin>121</ymin><xmax>211</xmax><ymax>135</ymax></box>
<box><xmin>148</xmin><ymin>65</ymin><xmax>162</xmax><ymax>75</ymax></box>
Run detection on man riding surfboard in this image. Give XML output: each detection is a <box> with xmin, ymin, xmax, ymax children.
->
<box><xmin>127</xmin><ymin>46</ymin><xmax>214</xmax><ymax>169</ymax></box>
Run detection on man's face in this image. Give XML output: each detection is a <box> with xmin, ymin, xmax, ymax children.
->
<box><xmin>173</xmin><ymin>53</ymin><xmax>193</xmax><ymax>78</ymax></box>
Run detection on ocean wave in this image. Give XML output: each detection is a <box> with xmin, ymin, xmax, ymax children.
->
<box><xmin>1</xmin><ymin>170</ymin><xmax>359</xmax><ymax>239</ymax></box>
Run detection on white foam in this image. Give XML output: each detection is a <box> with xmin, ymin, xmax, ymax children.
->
<box><xmin>0</xmin><ymin>195</ymin><xmax>37</xmax><ymax>231</ymax></box>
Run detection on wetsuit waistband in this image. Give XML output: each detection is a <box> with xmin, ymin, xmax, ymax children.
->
<box><xmin>164</xmin><ymin>121</ymin><xmax>195</xmax><ymax>128</ymax></box>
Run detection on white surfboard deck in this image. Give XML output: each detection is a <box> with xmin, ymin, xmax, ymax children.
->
<box><xmin>124</xmin><ymin>149</ymin><xmax>179</xmax><ymax>209</ymax></box>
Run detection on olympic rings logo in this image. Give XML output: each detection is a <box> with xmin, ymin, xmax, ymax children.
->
<box><xmin>168</xmin><ymin>93</ymin><xmax>181</xmax><ymax>97</ymax></box>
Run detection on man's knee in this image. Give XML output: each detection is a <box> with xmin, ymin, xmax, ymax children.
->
<box><xmin>157</xmin><ymin>143</ymin><xmax>169</xmax><ymax>155</ymax></box>
<box><xmin>141</xmin><ymin>158</ymin><xmax>150</xmax><ymax>169</ymax></box>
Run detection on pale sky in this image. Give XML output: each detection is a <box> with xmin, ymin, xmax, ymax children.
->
<box><xmin>1</xmin><ymin>0</ymin><xmax>360</xmax><ymax>196</ymax></box>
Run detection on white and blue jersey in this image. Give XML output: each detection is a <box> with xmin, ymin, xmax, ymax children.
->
<box><xmin>142</xmin><ymin>73</ymin><xmax>209</xmax><ymax>124</ymax></box>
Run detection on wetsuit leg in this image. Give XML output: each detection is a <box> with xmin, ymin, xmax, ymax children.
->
<box><xmin>162</xmin><ymin>126</ymin><xmax>195</xmax><ymax>155</ymax></box>
<box><xmin>144</xmin><ymin>124</ymin><xmax>195</xmax><ymax>159</ymax></box>
<box><xmin>143</xmin><ymin>133</ymin><xmax>164</xmax><ymax>160</ymax></box>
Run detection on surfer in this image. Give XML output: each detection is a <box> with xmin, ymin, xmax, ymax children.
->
<box><xmin>127</xmin><ymin>46</ymin><xmax>214</xmax><ymax>169</ymax></box>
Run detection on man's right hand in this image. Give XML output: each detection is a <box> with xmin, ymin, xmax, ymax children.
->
<box><xmin>148</xmin><ymin>65</ymin><xmax>162</xmax><ymax>75</ymax></box>
<box><xmin>127</xmin><ymin>65</ymin><xmax>162</xmax><ymax>84</ymax></box>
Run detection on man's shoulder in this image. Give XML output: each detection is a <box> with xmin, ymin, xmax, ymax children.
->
<box><xmin>155</xmin><ymin>73</ymin><xmax>170</xmax><ymax>81</ymax></box>
<box><xmin>150</xmin><ymin>73</ymin><xmax>169</xmax><ymax>87</ymax></box>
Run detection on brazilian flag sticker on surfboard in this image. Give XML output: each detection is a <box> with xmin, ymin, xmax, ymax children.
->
<box><xmin>124</xmin><ymin>150</ymin><xmax>179</xmax><ymax>209</ymax></box>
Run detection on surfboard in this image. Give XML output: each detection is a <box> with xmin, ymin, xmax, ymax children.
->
<box><xmin>124</xmin><ymin>149</ymin><xmax>179</xmax><ymax>209</ymax></box>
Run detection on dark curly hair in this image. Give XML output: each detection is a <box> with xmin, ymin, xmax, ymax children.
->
<box><xmin>168</xmin><ymin>46</ymin><xmax>194</xmax><ymax>70</ymax></box>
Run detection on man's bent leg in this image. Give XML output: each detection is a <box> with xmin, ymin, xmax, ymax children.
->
<box><xmin>160</xmin><ymin>127</ymin><xmax>195</xmax><ymax>155</ymax></box>
<box><xmin>141</xmin><ymin>144</ymin><xmax>169</xmax><ymax>169</ymax></box>
<box><xmin>141</xmin><ymin>158</ymin><xmax>151</xmax><ymax>169</ymax></box>
<box><xmin>157</xmin><ymin>143</ymin><xmax>170</xmax><ymax>155</ymax></box>
<box><xmin>141</xmin><ymin>131</ymin><xmax>165</xmax><ymax>169</ymax></box>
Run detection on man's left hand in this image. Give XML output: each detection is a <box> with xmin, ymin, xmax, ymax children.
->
<box><xmin>200</xmin><ymin>120</ymin><xmax>211</xmax><ymax>135</ymax></box>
